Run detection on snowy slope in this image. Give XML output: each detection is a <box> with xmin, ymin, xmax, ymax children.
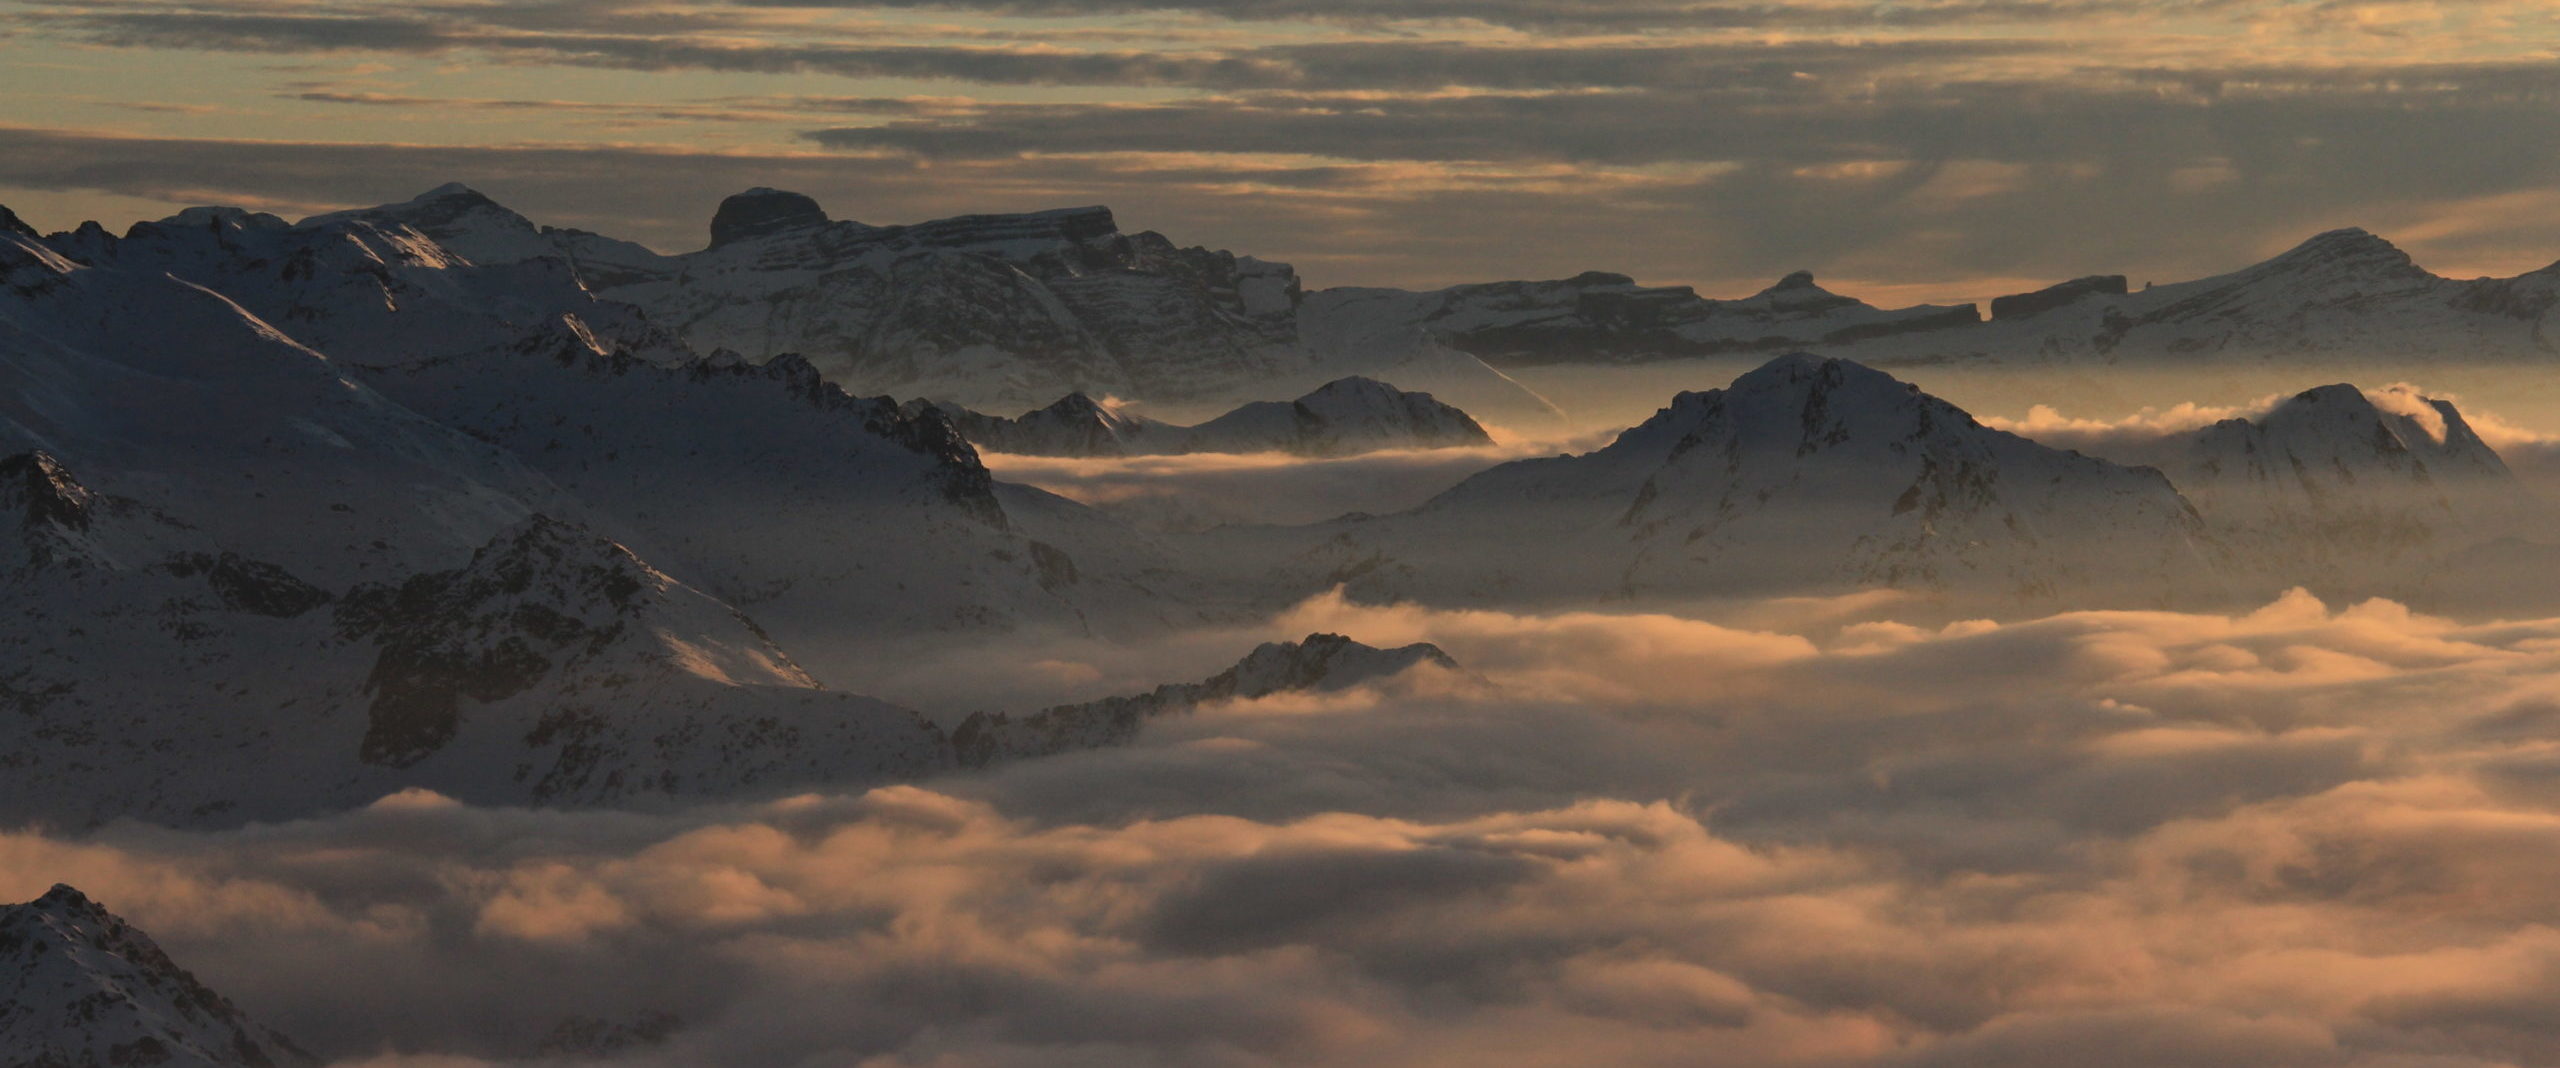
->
<box><xmin>15</xmin><ymin>191</ymin><xmax>1202</xmax><ymax>667</ymax></box>
<box><xmin>915</xmin><ymin>391</ymin><xmax>1184</xmax><ymax>457</ymax></box>
<box><xmin>349</xmin><ymin>323</ymin><xmax>1144</xmax><ymax>666</ymax></box>
<box><xmin>335</xmin><ymin>184</ymin><xmax>1560</xmax><ymax>425</ymax></box>
<box><xmin>2087</xmin><ymin>383</ymin><xmax>2529</xmax><ymax>582</ymax></box>
<box><xmin>1216</xmin><ymin>354</ymin><xmax>2222</xmax><ymax>609</ymax></box>
<box><xmin>950</xmin><ymin>633</ymin><xmax>1460</xmax><ymax>765</ymax></box>
<box><xmin>0</xmin><ymin>453</ymin><xmax>951</xmax><ymax>828</ymax></box>
<box><xmin>50</xmin><ymin>197</ymin><xmax>682</xmax><ymax>368</ymax></box>
<box><xmin>284</xmin><ymin>186</ymin><xmax>2560</xmax><ymax>378</ymax></box>
<box><xmin>930</xmin><ymin>376</ymin><xmax>1493</xmax><ymax>457</ymax></box>
<box><xmin>0</xmin><ymin>885</ymin><xmax>312</xmax><ymax>1068</ymax></box>
<box><xmin>1365</xmin><ymin>228</ymin><xmax>2560</xmax><ymax>370</ymax></box>
<box><xmin>1301</xmin><ymin>269</ymin><xmax>1982</xmax><ymax>368</ymax></box>
<box><xmin>0</xmin><ymin>228</ymin><xmax>575</xmax><ymax>586</ymax></box>
<box><xmin>1182</xmin><ymin>376</ymin><xmax>1493</xmax><ymax>456</ymax></box>
<box><xmin>1938</xmin><ymin>228</ymin><xmax>2560</xmax><ymax>366</ymax></box>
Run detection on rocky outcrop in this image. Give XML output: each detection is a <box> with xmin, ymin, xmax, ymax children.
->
<box><xmin>1990</xmin><ymin>274</ymin><xmax>2129</xmax><ymax>321</ymax></box>
<box><xmin>952</xmin><ymin>633</ymin><xmax>1459</xmax><ymax>766</ymax></box>
<box><xmin>708</xmin><ymin>187</ymin><xmax>831</xmax><ymax>248</ymax></box>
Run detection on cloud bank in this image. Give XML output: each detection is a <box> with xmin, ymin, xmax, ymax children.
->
<box><xmin>20</xmin><ymin>588</ymin><xmax>2560</xmax><ymax>1065</ymax></box>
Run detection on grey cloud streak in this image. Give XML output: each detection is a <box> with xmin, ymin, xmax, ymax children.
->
<box><xmin>38</xmin><ymin>5</ymin><xmax>2027</xmax><ymax>91</ymax></box>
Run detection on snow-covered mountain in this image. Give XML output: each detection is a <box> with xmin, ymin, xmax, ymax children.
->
<box><xmin>1301</xmin><ymin>269</ymin><xmax>1982</xmax><ymax>368</ymax></box>
<box><xmin>11</xmin><ymin>193</ymin><xmax>1207</xmax><ymax>665</ymax></box>
<box><xmin>918</xmin><ymin>391</ymin><xmax>1183</xmax><ymax>457</ymax></box>
<box><xmin>950</xmin><ymin>633</ymin><xmax>1460</xmax><ymax>766</ymax></box>
<box><xmin>1354</xmin><ymin>228</ymin><xmax>2560</xmax><ymax>369</ymax></box>
<box><xmin>338</xmin><ymin>184</ymin><xmax>1559</xmax><ymax>425</ymax></box>
<box><xmin>0</xmin><ymin>190</ymin><xmax>1240</xmax><ymax>828</ymax></box>
<box><xmin>1946</xmin><ymin>228</ymin><xmax>2560</xmax><ymax>366</ymax></box>
<box><xmin>1218</xmin><ymin>354</ymin><xmax>2221</xmax><ymax>608</ymax></box>
<box><xmin>352</xmin><ymin>323</ymin><xmax>1184</xmax><ymax>672</ymax></box>
<box><xmin>2082</xmin><ymin>383</ymin><xmax>2529</xmax><ymax>583</ymax></box>
<box><xmin>925</xmin><ymin>376</ymin><xmax>1493</xmax><ymax>457</ymax></box>
<box><xmin>0</xmin><ymin>452</ymin><xmax>949</xmax><ymax>827</ymax></box>
<box><xmin>47</xmin><ymin>198</ymin><xmax>678</xmax><ymax>368</ymax></box>
<box><xmin>0</xmin><ymin>884</ymin><xmax>312</xmax><ymax>1068</ymax></box>
<box><xmin>0</xmin><ymin>225</ymin><xmax>572</xmax><ymax>587</ymax></box>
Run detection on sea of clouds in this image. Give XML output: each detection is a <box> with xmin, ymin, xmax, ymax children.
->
<box><xmin>17</xmin><ymin>583</ymin><xmax>2560</xmax><ymax>1066</ymax></box>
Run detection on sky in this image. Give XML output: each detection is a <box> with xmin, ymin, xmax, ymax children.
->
<box><xmin>5</xmin><ymin>0</ymin><xmax>2560</xmax><ymax>302</ymax></box>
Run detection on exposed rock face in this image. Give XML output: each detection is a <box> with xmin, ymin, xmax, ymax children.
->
<box><xmin>0</xmin><ymin>885</ymin><xmax>313</xmax><ymax>1068</ymax></box>
<box><xmin>1991</xmin><ymin>274</ymin><xmax>2129</xmax><ymax>321</ymax></box>
<box><xmin>951</xmin><ymin>633</ymin><xmax>1459</xmax><ymax>766</ymax></box>
<box><xmin>2</xmin><ymin>451</ymin><xmax>93</xmax><ymax>534</ymax></box>
<box><xmin>535</xmin><ymin>1011</ymin><xmax>683</xmax><ymax>1058</ymax></box>
<box><xmin>338</xmin><ymin>515</ymin><xmax>686</xmax><ymax>768</ymax></box>
<box><xmin>328</xmin><ymin>185</ymin><xmax>1555</xmax><ymax>423</ymax></box>
<box><xmin>709</xmin><ymin>187</ymin><xmax>831</xmax><ymax>247</ymax></box>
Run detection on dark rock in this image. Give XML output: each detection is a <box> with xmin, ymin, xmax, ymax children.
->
<box><xmin>709</xmin><ymin>188</ymin><xmax>829</xmax><ymax>248</ymax></box>
<box><xmin>1991</xmin><ymin>274</ymin><xmax>2130</xmax><ymax>321</ymax></box>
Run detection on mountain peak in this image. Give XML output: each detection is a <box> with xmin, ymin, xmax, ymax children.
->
<box><xmin>27</xmin><ymin>883</ymin><xmax>107</xmax><ymax>922</ymax></box>
<box><xmin>1734</xmin><ymin>351</ymin><xmax>1880</xmax><ymax>389</ymax></box>
<box><xmin>154</xmin><ymin>205</ymin><xmax>290</xmax><ymax>232</ymax></box>
<box><xmin>1</xmin><ymin>450</ymin><xmax>95</xmax><ymax>533</ymax></box>
<box><xmin>1301</xmin><ymin>375</ymin><xmax>1395</xmax><ymax>400</ymax></box>
<box><xmin>417</xmin><ymin>181</ymin><xmax>484</xmax><ymax>200</ymax></box>
<box><xmin>1748</xmin><ymin>270</ymin><xmax>1863</xmax><ymax>314</ymax></box>
<box><xmin>1</xmin><ymin>883</ymin><xmax>315</xmax><ymax>1067</ymax></box>
<box><xmin>1039</xmin><ymin>391</ymin><xmax>1112</xmax><ymax>418</ymax></box>
<box><xmin>2268</xmin><ymin>227</ymin><xmax>2420</xmax><ymax>274</ymax></box>
<box><xmin>710</xmin><ymin>187</ymin><xmax>830</xmax><ymax>247</ymax></box>
<box><xmin>2283</xmin><ymin>383</ymin><xmax>2373</xmax><ymax>409</ymax></box>
<box><xmin>0</xmin><ymin>203</ymin><xmax>34</xmax><ymax>239</ymax></box>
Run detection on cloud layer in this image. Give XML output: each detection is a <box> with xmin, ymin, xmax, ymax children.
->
<box><xmin>21</xmin><ymin>587</ymin><xmax>2560</xmax><ymax>1065</ymax></box>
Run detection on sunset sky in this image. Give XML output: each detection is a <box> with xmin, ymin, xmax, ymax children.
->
<box><xmin>8</xmin><ymin>0</ymin><xmax>2560</xmax><ymax>301</ymax></box>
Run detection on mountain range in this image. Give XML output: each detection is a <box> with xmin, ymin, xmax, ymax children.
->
<box><xmin>6</xmin><ymin>181</ymin><xmax>2555</xmax><ymax>829</ymax></box>
<box><xmin>921</xmin><ymin>376</ymin><xmax>1493</xmax><ymax>457</ymax></box>
<box><xmin>330</xmin><ymin>184</ymin><xmax>1561</xmax><ymax>425</ymax></box>
<box><xmin>1301</xmin><ymin>227</ymin><xmax>2560</xmax><ymax>369</ymax></box>
<box><xmin>1214</xmin><ymin>354</ymin><xmax>2223</xmax><ymax>609</ymax></box>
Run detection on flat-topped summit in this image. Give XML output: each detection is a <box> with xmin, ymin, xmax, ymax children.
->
<box><xmin>710</xmin><ymin>187</ymin><xmax>830</xmax><ymax>247</ymax></box>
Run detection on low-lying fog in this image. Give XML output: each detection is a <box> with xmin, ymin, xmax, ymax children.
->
<box><xmin>22</xmin><ymin>586</ymin><xmax>2560</xmax><ymax>1066</ymax></box>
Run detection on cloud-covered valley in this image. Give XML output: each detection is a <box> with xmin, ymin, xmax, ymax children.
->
<box><xmin>22</xmin><ymin>586</ymin><xmax>2560</xmax><ymax>1066</ymax></box>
